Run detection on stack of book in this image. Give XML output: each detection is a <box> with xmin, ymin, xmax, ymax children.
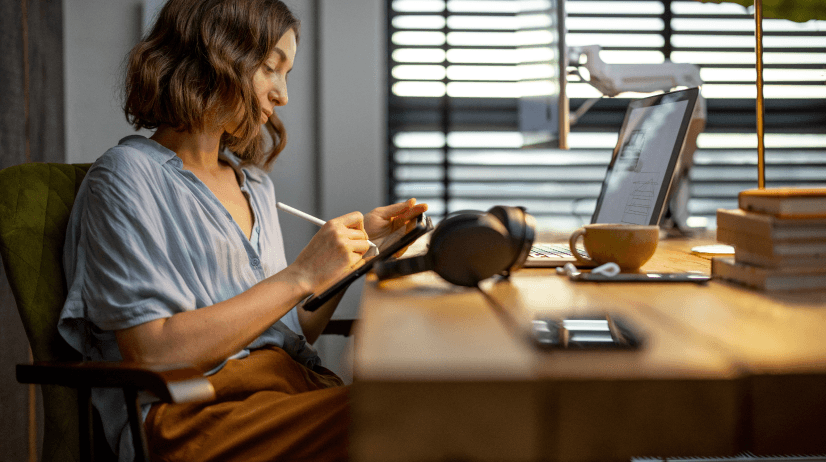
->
<box><xmin>712</xmin><ymin>187</ymin><xmax>826</xmax><ymax>291</ymax></box>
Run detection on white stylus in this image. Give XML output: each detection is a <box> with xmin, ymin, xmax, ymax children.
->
<box><xmin>276</xmin><ymin>202</ymin><xmax>379</xmax><ymax>256</ymax></box>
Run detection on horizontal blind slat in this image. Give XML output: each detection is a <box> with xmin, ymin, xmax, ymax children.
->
<box><xmin>387</xmin><ymin>0</ymin><xmax>826</xmax><ymax>229</ymax></box>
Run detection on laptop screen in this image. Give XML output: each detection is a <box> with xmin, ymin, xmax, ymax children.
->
<box><xmin>591</xmin><ymin>88</ymin><xmax>699</xmax><ymax>226</ymax></box>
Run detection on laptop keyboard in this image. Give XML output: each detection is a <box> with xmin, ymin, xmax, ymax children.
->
<box><xmin>529</xmin><ymin>243</ymin><xmax>586</xmax><ymax>259</ymax></box>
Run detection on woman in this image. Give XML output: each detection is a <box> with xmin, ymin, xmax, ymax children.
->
<box><xmin>58</xmin><ymin>1</ymin><xmax>426</xmax><ymax>460</ymax></box>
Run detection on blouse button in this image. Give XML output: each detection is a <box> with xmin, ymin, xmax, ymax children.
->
<box><xmin>251</xmin><ymin>258</ymin><xmax>260</xmax><ymax>267</ymax></box>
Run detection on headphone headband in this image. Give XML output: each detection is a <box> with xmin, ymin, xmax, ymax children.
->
<box><xmin>374</xmin><ymin>206</ymin><xmax>536</xmax><ymax>287</ymax></box>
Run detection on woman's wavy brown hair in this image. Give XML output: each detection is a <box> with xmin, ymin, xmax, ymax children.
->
<box><xmin>123</xmin><ymin>0</ymin><xmax>300</xmax><ymax>170</ymax></box>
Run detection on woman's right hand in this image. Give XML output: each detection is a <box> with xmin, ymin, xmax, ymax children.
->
<box><xmin>289</xmin><ymin>211</ymin><xmax>371</xmax><ymax>293</ymax></box>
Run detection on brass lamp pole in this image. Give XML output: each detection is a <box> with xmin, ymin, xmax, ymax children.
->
<box><xmin>755</xmin><ymin>0</ymin><xmax>766</xmax><ymax>188</ymax></box>
<box><xmin>699</xmin><ymin>0</ymin><xmax>826</xmax><ymax>187</ymax></box>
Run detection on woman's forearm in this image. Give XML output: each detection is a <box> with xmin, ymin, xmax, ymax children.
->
<box><xmin>298</xmin><ymin>291</ymin><xmax>346</xmax><ymax>344</ymax></box>
<box><xmin>116</xmin><ymin>266</ymin><xmax>313</xmax><ymax>372</ymax></box>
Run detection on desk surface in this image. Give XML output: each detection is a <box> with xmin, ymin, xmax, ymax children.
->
<box><xmin>351</xmin><ymin>235</ymin><xmax>826</xmax><ymax>462</ymax></box>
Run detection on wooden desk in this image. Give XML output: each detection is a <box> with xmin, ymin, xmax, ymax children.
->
<box><xmin>351</xmin><ymin>236</ymin><xmax>826</xmax><ymax>462</ymax></box>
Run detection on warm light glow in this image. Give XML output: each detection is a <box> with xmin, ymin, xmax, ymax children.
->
<box><xmin>392</xmin><ymin>31</ymin><xmax>446</xmax><ymax>46</ymax></box>
<box><xmin>446</xmin><ymin>81</ymin><xmax>519</xmax><ymax>97</ymax></box>
<box><xmin>392</xmin><ymin>81</ymin><xmax>446</xmax><ymax>97</ymax></box>
<box><xmin>699</xmin><ymin>68</ymin><xmax>826</xmax><ymax>82</ymax></box>
<box><xmin>394</xmin><ymin>149</ymin><xmax>444</xmax><ymax>163</ymax></box>
<box><xmin>673</xmin><ymin>17</ymin><xmax>826</xmax><ymax>32</ymax></box>
<box><xmin>517</xmin><ymin>47</ymin><xmax>556</xmax><ymax>63</ymax></box>
<box><xmin>672</xmin><ymin>51</ymin><xmax>826</xmax><ymax>65</ymax></box>
<box><xmin>702</xmin><ymin>84</ymin><xmax>826</xmax><ymax>99</ymax></box>
<box><xmin>597</xmin><ymin>50</ymin><xmax>665</xmax><ymax>64</ymax></box>
<box><xmin>392</xmin><ymin>65</ymin><xmax>446</xmax><ymax>80</ymax></box>
<box><xmin>447</xmin><ymin>15</ymin><xmax>518</xmax><ymax>30</ymax></box>
<box><xmin>672</xmin><ymin>34</ymin><xmax>826</xmax><ymax>48</ymax></box>
<box><xmin>698</xmin><ymin>133</ymin><xmax>826</xmax><ymax>149</ymax></box>
<box><xmin>670</xmin><ymin>1</ymin><xmax>748</xmax><ymax>15</ymax></box>
<box><xmin>447</xmin><ymin>0</ymin><xmax>523</xmax><ymax>13</ymax></box>
<box><xmin>394</xmin><ymin>131</ymin><xmax>446</xmax><ymax>149</ymax></box>
<box><xmin>392</xmin><ymin>48</ymin><xmax>446</xmax><ymax>63</ymax></box>
<box><xmin>567</xmin><ymin>1</ymin><xmax>663</xmax><ymax>14</ymax></box>
<box><xmin>566</xmin><ymin>82</ymin><xmax>604</xmax><ymax>98</ymax></box>
<box><xmin>447</xmin><ymin>131</ymin><xmax>523</xmax><ymax>148</ymax></box>
<box><xmin>518</xmin><ymin>63</ymin><xmax>557</xmax><ymax>80</ymax></box>
<box><xmin>568</xmin><ymin>33</ymin><xmax>665</xmax><ymax>48</ymax></box>
<box><xmin>447</xmin><ymin>31</ymin><xmax>516</xmax><ymax>46</ymax></box>
<box><xmin>447</xmin><ymin>48</ymin><xmax>519</xmax><ymax>64</ymax></box>
<box><xmin>392</xmin><ymin>15</ymin><xmax>446</xmax><ymax>29</ymax></box>
<box><xmin>392</xmin><ymin>0</ymin><xmax>445</xmax><ymax>13</ymax></box>
<box><xmin>567</xmin><ymin>132</ymin><xmax>619</xmax><ymax>148</ymax></box>
<box><xmin>447</xmin><ymin>65</ymin><xmax>517</xmax><ymax>81</ymax></box>
<box><xmin>516</xmin><ymin>14</ymin><xmax>552</xmax><ymax>29</ymax></box>
<box><xmin>515</xmin><ymin>30</ymin><xmax>554</xmax><ymax>46</ymax></box>
<box><xmin>567</xmin><ymin>16</ymin><xmax>664</xmax><ymax>31</ymax></box>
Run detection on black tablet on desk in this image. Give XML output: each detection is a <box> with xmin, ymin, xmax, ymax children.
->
<box><xmin>301</xmin><ymin>213</ymin><xmax>433</xmax><ymax>312</ymax></box>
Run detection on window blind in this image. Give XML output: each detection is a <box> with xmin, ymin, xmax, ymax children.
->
<box><xmin>387</xmin><ymin>0</ymin><xmax>826</xmax><ymax>231</ymax></box>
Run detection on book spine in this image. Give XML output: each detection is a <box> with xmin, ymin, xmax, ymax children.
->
<box><xmin>716</xmin><ymin>209</ymin><xmax>826</xmax><ymax>240</ymax></box>
<box><xmin>717</xmin><ymin>227</ymin><xmax>826</xmax><ymax>257</ymax></box>
<box><xmin>738</xmin><ymin>195</ymin><xmax>777</xmax><ymax>215</ymax></box>
<box><xmin>712</xmin><ymin>257</ymin><xmax>826</xmax><ymax>291</ymax></box>
<box><xmin>712</xmin><ymin>257</ymin><xmax>767</xmax><ymax>290</ymax></box>
<box><xmin>716</xmin><ymin>209</ymin><xmax>773</xmax><ymax>240</ymax></box>
<box><xmin>738</xmin><ymin>199</ymin><xmax>826</xmax><ymax>219</ymax></box>
<box><xmin>735</xmin><ymin>248</ymin><xmax>826</xmax><ymax>269</ymax></box>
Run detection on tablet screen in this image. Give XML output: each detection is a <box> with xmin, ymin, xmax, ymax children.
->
<box><xmin>301</xmin><ymin>213</ymin><xmax>433</xmax><ymax>312</ymax></box>
<box><xmin>591</xmin><ymin>88</ymin><xmax>698</xmax><ymax>226</ymax></box>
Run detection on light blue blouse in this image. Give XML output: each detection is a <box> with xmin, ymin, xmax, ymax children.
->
<box><xmin>59</xmin><ymin>135</ymin><xmax>320</xmax><ymax>461</ymax></box>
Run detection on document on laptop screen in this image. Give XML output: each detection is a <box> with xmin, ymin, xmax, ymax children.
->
<box><xmin>593</xmin><ymin>99</ymin><xmax>689</xmax><ymax>225</ymax></box>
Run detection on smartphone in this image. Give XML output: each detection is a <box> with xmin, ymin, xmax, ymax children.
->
<box><xmin>531</xmin><ymin>314</ymin><xmax>644</xmax><ymax>350</ymax></box>
<box><xmin>569</xmin><ymin>272</ymin><xmax>710</xmax><ymax>283</ymax></box>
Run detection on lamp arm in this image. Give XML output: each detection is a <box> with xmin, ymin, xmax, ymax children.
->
<box><xmin>567</xmin><ymin>45</ymin><xmax>707</xmax><ymax>128</ymax></box>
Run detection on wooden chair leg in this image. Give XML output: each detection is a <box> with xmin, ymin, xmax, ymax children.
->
<box><xmin>125</xmin><ymin>387</ymin><xmax>151</xmax><ymax>462</ymax></box>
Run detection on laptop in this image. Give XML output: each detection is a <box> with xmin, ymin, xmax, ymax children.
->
<box><xmin>525</xmin><ymin>87</ymin><xmax>700</xmax><ymax>268</ymax></box>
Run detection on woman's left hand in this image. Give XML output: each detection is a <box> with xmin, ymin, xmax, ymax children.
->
<box><xmin>363</xmin><ymin>198</ymin><xmax>428</xmax><ymax>241</ymax></box>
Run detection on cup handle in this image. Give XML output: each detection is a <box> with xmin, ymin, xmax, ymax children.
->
<box><xmin>568</xmin><ymin>228</ymin><xmax>596</xmax><ymax>266</ymax></box>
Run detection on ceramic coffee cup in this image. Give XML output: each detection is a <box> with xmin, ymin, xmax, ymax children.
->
<box><xmin>568</xmin><ymin>224</ymin><xmax>659</xmax><ymax>271</ymax></box>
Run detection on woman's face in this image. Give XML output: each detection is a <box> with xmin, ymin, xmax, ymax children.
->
<box><xmin>253</xmin><ymin>28</ymin><xmax>297</xmax><ymax>123</ymax></box>
<box><xmin>226</xmin><ymin>28</ymin><xmax>296</xmax><ymax>134</ymax></box>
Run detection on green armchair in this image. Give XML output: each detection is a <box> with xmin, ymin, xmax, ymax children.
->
<box><xmin>0</xmin><ymin>162</ymin><xmax>355</xmax><ymax>461</ymax></box>
<box><xmin>0</xmin><ymin>162</ymin><xmax>215</xmax><ymax>462</ymax></box>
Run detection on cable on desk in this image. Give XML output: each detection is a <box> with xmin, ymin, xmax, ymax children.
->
<box><xmin>474</xmin><ymin>279</ymin><xmax>526</xmax><ymax>344</ymax></box>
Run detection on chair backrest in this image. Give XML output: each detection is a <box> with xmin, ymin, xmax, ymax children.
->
<box><xmin>0</xmin><ymin>162</ymin><xmax>108</xmax><ymax>462</ymax></box>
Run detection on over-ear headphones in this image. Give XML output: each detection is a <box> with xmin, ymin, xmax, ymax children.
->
<box><xmin>374</xmin><ymin>206</ymin><xmax>536</xmax><ymax>287</ymax></box>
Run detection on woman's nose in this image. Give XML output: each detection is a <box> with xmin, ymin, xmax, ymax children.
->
<box><xmin>271</xmin><ymin>82</ymin><xmax>288</xmax><ymax>107</ymax></box>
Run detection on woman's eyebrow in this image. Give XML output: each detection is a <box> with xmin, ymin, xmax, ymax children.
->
<box><xmin>272</xmin><ymin>47</ymin><xmax>293</xmax><ymax>73</ymax></box>
<box><xmin>272</xmin><ymin>47</ymin><xmax>288</xmax><ymax>62</ymax></box>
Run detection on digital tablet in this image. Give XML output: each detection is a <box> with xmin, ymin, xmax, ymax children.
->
<box><xmin>301</xmin><ymin>213</ymin><xmax>433</xmax><ymax>312</ymax></box>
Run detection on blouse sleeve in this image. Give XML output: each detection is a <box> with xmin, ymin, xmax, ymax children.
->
<box><xmin>68</xmin><ymin>159</ymin><xmax>195</xmax><ymax>333</ymax></box>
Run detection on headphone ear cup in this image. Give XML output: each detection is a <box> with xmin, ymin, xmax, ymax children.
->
<box><xmin>487</xmin><ymin>206</ymin><xmax>536</xmax><ymax>271</ymax></box>
<box><xmin>429</xmin><ymin>213</ymin><xmax>513</xmax><ymax>286</ymax></box>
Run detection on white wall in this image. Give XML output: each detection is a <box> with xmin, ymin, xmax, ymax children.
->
<box><xmin>315</xmin><ymin>1</ymin><xmax>386</xmax><ymax>381</ymax></box>
<box><xmin>63</xmin><ymin>0</ymin><xmax>385</xmax><ymax>381</ymax></box>
<box><xmin>64</xmin><ymin>0</ymin><xmax>149</xmax><ymax>162</ymax></box>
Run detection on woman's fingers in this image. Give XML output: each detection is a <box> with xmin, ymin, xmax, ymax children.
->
<box><xmin>372</xmin><ymin>198</ymin><xmax>415</xmax><ymax>219</ymax></box>
<box><xmin>332</xmin><ymin>211</ymin><xmax>365</xmax><ymax>231</ymax></box>
<box><xmin>394</xmin><ymin>203</ymin><xmax>428</xmax><ymax>230</ymax></box>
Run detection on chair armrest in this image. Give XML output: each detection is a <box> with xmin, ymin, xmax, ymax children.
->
<box><xmin>17</xmin><ymin>361</ymin><xmax>215</xmax><ymax>404</ymax></box>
